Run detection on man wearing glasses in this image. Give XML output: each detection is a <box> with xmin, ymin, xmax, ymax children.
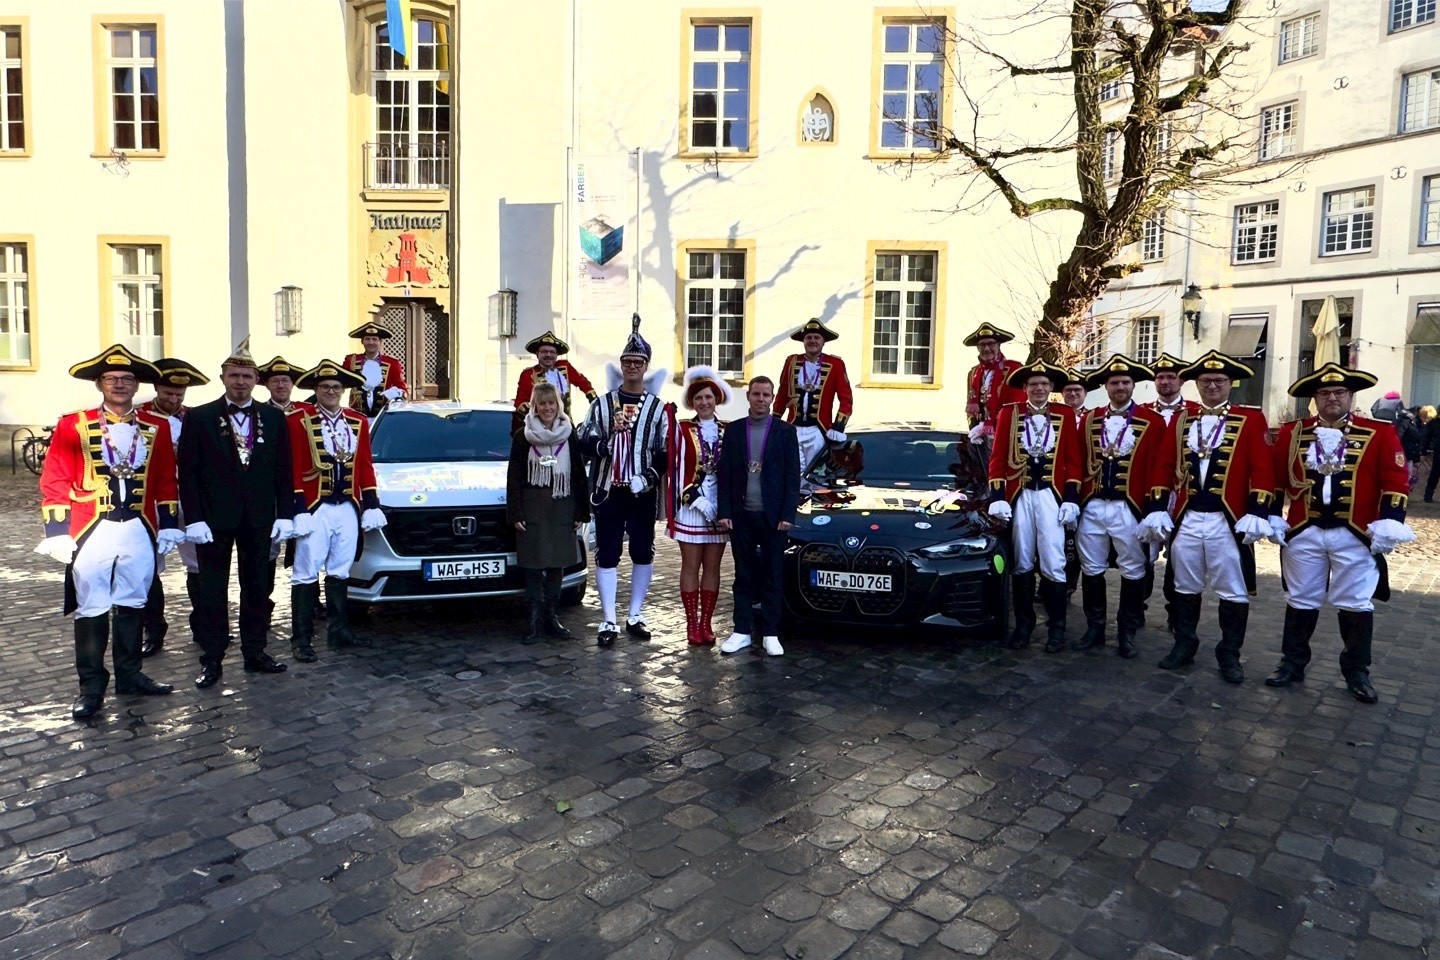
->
<box><xmin>36</xmin><ymin>345</ymin><xmax>184</xmax><ymax>719</ymax></box>
<box><xmin>578</xmin><ymin>315</ymin><xmax>671</xmax><ymax>647</ymax></box>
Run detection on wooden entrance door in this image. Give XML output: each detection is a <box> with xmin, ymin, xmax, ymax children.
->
<box><xmin>372</xmin><ymin>298</ymin><xmax>452</xmax><ymax>399</ymax></box>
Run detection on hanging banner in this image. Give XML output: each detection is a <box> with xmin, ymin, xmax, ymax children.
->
<box><xmin>570</xmin><ymin>151</ymin><xmax>637</xmax><ymax>320</ymax></box>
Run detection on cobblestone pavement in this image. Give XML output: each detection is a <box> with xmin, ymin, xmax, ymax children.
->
<box><xmin>2</xmin><ymin>469</ymin><xmax>1439</xmax><ymax>960</ymax></box>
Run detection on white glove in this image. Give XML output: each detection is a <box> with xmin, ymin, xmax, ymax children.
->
<box><xmin>1268</xmin><ymin>515</ymin><xmax>1289</xmax><ymax>547</ymax></box>
<box><xmin>629</xmin><ymin>475</ymin><xmax>647</xmax><ymax>494</ymax></box>
<box><xmin>156</xmin><ymin>528</ymin><xmax>186</xmax><ymax>556</ymax></box>
<box><xmin>271</xmin><ymin>519</ymin><xmax>295</xmax><ymax>541</ymax></box>
<box><xmin>382</xmin><ymin>386</ymin><xmax>403</xmax><ymax>401</ymax></box>
<box><xmin>34</xmin><ymin>535</ymin><xmax>76</xmax><ymax>565</ymax></box>
<box><xmin>1057</xmin><ymin>502</ymin><xmax>1080</xmax><ymax>528</ymax></box>
<box><xmin>185</xmin><ymin>521</ymin><xmax>214</xmax><ymax>544</ymax></box>
<box><xmin>1235</xmin><ymin>513</ymin><xmax>1270</xmax><ymax>546</ymax></box>
<box><xmin>968</xmin><ymin>423</ymin><xmax>990</xmax><ymax>446</ymax></box>
<box><xmin>1367</xmin><ymin>518</ymin><xmax>1416</xmax><ymax>555</ymax></box>
<box><xmin>693</xmin><ymin>496</ymin><xmax>717</xmax><ymax>522</ymax></box>
<box><xmin>292</xmin><ymin>512</ymin><xmax>317</xmax><ymax>538</ymax></box>
<box><xmin>1137</xmin><ymin>511</ymin><xmax>1174</xmax><ymax>544</ymax></box>
<box><xmin>361</xmin><ymin>508</ymin><xmax>388</xmax><ymax>531</ymax></box>
<box><xmin>987</xmin><ymin>500</ymin><xmax>1012</xmax><ymax>522</ymax></box>
<box><xmin>825</xmin><ymin>429</ymin><xmax>847</xmax><ymax>444</ymax></box>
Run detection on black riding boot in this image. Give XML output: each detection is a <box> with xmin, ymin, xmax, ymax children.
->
<box><xmin>1215</xmin><ymin>600</ymin><xmax>1248</xmax><ymax>683</ymax></box>
<box><xmin>1162</xmin><ymin>560</ymin><xmax>1178</xmax><ymax>633</ymax></box>
<box><xmin>1115</xmin><ymin>576</ymin><xmax>1144</xmax><ymax>659</ymax></box>
<box><xmin>112</xmin><ymin>606</ymin><xmax>172</xmax><ymax>695</ymax></box>
<box><xmin>1158</xmin><ymin>592</ymin><xmax>1201</xmax><ymax>669</ymax></box>
<box><xmin>1004</xmin><ymin>572</ymin><xmax>1037</xmax><ymax>649</ymax></box>
<box><xmin>1337</xmin><ymin>610</ymin><xmax>1377</xmax><ymax>703</ymax></box>
<box><xmin>325</xmin><ymin>576</ymin><xmax>368</xmax><ymax>648</ymax></box>
<box><xmin>1071</xmin><ymin>574</ymin><xmax>1107</xmax><ymax>651</ymax></box>
<box><xmin>1137</xmin><ymin>564</ymin><xmax>1153</xmax><ymax>628</ymax></box>
<box><xmin>73</xmin><ymin>614</ymin><xmax>110</xmax><ymax>719</ymax></box>
<box><xmin>290</xmin><ymin>582</ymin><xmax>320</xmax><ymax>662</ymax></box>
<box><xmin>141</xmin><ymin>576</ymin><xmax>167</xmax><ymax>656</ymax></box>
<box><xmin>542</xmin><ymin>569</ymin><xmax>573</xmax><ymax>639</ymax></box>
<box><xmin>522</xmin><ymin>570</ymin><xmax>545</xmax><ymax>643</ymax></box>
<box><xmin>1040</xmin><ymin>577</ymin><xmax>1069</xmax><ymax>653</ymax></box>
<box><xmin>185</xmin><ymin>572</ymin><xmax>202</xmax><ymax>645</ymax></box>
<box><xmin>1266</xmin><ymin>606</ymin><xmax>1318</xmax><ymax>686</ymax></box>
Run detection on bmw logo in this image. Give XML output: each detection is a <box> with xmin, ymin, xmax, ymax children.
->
<box><xmin>844</xmin><ymin>536</ymin><xmax>861</xmax><ymax>549</ymax></box>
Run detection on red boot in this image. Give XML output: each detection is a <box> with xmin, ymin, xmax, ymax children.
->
<box><xmin>698</xmin><ymin>589</ymin><xmax>719</xmax><ymax>645</ymax></box>
<box><xmin>681</xmin><ymin>590</ymin><xmax>703</xmax><ymax>645</ymax></box>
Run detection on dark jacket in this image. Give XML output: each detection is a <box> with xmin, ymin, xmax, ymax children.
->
<box><xmin>716</xmin><ymin>416</ymin><xmax>802</xmax><ymax>529</ymax></box>
<box><xmin>1423</xmin><ymin>417</ymin><xmax>1440</xmax><ymax>456</ymax></box>
<box><xmin>505</xmin><ymin>426</ymin><xmax>591</xmax><ymax>526</ymax></box>
<box><xmin>178</xmin><ymin>396</ymin><xmax>296</xmax><ymax>532</ymax></box>
<box><xmin>1395</xmin><ymin>409</ymin><xmax>1423</xmax><ymax>462</ymax></box>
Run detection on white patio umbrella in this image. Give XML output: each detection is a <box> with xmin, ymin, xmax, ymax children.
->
<box><xmin>1310</xmin><ymin>296</ymin><xmax>1342</xmax><ymax>415</ymax></box>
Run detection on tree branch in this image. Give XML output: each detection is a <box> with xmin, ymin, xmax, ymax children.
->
<box><xmin>945</xmin><ymin>136</ymin><xmax>1094</xmax><ymax>219</ymax></box>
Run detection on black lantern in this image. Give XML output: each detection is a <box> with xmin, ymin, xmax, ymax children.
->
<box><xmin>1181</xmin><ymin>283</ymin><xmax>1204</xmax><ymax>341</ymax></box>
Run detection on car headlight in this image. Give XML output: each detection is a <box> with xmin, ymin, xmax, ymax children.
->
<box><xmin>917</xmin><ymin>536</ymin><xmax>992</xmax><ymax>560</ymax></box>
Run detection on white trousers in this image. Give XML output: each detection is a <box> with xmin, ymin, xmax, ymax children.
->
<box><xmin>1012</xmin><ymin>489</ymin><xmax>1066</xmax><ymax>581</ymax></box>
<box><xmin>292</xmin><ymin>502</ymin><xmax>359</xmax><ymax>585</ymax></box>
<box><xmin>1078</xmin><ymin>499</ymin><xmax>1148</xmax><ymax>579</ymax></box>
<box><xmin>797</xmin><ymin>424</ymin><xmax>827</xmax><ymax>473</ymax></box>
<box><xmin>73</xmin><ymin>518</ymin><xmax>154</xmax><ymax>617</ymax></box>
<box><xmin>1282</xmin><ymin>526</ymin><xmax>1377</xmax><ymax>613</ymax></box>
<box><xmin>1171</xmin><ymin>511</ymin><xmax>1248</xmax><ymax>603</ymax></box>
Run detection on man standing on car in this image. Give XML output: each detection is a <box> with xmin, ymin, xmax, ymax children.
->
<box><xmin>343</xmin><ymin>321</ymin><xmax>407</xmax><ymax>418</ymax></box>
<box><xmin>987</xmin><ymin>360</ymin><xmax>1083</xmax><ymax>652</ymax></box>
<box><xmin>773</xmin><ymin>318</ymin><xmax>853</xmax><ymax>477</ymax></box>
<box><xmin>513</xmin><ymin>329</ymin><xmax>598</xmax><ymax>430</ymax></box>
<box><xmin>717</xmin><ymin>376</ymin><xmax>801</xmax><ymax>657</ymax></box>
<box><xmin>964</xmin><ymin>323</ymin><xmax>1026</xmax><ymax>461</ymax></box>
<box><xmin>577</xmin><ymin>315</ymin><xmax>670</xmax><ymax>648</ymax></box>
<box><xmin>1072</xmin><ymin>355</ymin><xmax>1172</xmax><ymax>659</ymax></box>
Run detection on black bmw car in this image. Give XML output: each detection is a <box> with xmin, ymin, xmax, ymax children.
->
<box><xmin>783</xmin><ymin>424</ymin><xmax>1010</xmax><ymax>636</ymax></box>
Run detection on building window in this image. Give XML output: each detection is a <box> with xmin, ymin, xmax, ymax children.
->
<box><xmin>1401</xmin><ymin>69</ymin><xmax>1440</xmax><ymax>134</ymax></box>
<box><xmin>1099</xmin><ymin>74</ymin><xmax>1127</xmax><ymax>102</ymax></box>
<box><xmin>879</xmin><ymin>19</ymin><xmax>944</xmax><ymax>152</ymax></box>
<box><xmin>0</xmin><ymin>242</ymin><xmax>30</xmax><ymax>366</ymax></box>
<box><xmin>1259</xmin><ymin>101</ymin><xmax>1296</xmax><ymax>160</ymax></box>
<box><xmin>871</xmin><ymin>251</ymin><xmax>936</xmax><ymax>379</ymax></box>
<box><xmin>1422</xmin><ymin>174</ymin><xmax>1440</xmax><ymax>245</ymax></box>
<box><xmin>1079</xmin><ymin>316</ymin><xmax>1108</xmax><ymax>369</ymax></box>
<box><xmin>1130</xmin><ymin>316</ymin><xmax>1159</xmax><ymax>364</ymax></box>
<box><xmin>1278</xmin><ymin>14</ymin><xmax>1319</xmax><ymax>63</ymax></box>
<box><xmin>1232</xmin><ymin>201</ymin><xmax>1280</xmax><ymax>264</ymax></box>
<box><xmin>1155</xmin><ymin>120</ymin><xmax>1173</xmax><ymax>162</ymax></box>
<box><xmin>0</xmin><ymin>26</ymin><xmax>23</xmax><ymax>152</ymax></box>
<box><xmin>369</xmin><ymin>18</ymin><xmax>450</xmax><ymax>189</ymax></box>
<box><xmin>111</xmin><ymin>244</ymin><xmax>163</xmax><ymax>359</ymax></box>
<box><xmin>1321</xmin><ymin>186</ymin><xmax>1376</xmax><ymax>256</ymax></box>
<box><xmin>684</xmin><ymin>249</ymin><xmax>746</xmax><ymax>377</ymax></box>
<box><xmin>106</xmin><ymin>25</ymin><xmax>159</xmax><ymax>152</ymax></box>
<box><xmin>1141</xmin><ymin>215</ymin><xmax>1165</xmax><ymax>262</ymax></box>
<box><xmin>1391</xmin><ymin>0</ymin><xmax>1437</xmax><ymax>32</ymax></box>
<box><xmin>1102</xmin><ymin>129</ymin><xmax>1119</xmax><ymax>182</ymax></box>
<box><xmin>688</xmin><ymin>20</ymin><xmax>751</xmax><ymax>153</ymax></box>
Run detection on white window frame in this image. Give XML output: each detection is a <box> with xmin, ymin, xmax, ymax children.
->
<box><xmin>1079</xmin><ymin>316</ymin><xmax>1108</xmax><ymax>369</ymax></box>
<box><xmin>1233</xmin><ymin>200</ymin><xmax>1281</xmax><ymax>263</ymax></box>
<box><xmin>878</xmin><ymin>19</ymin><xmax>944</xmax><ymax>153</ymax></box>
<box><xmin>1141</xmin><ymin>214</ymin><xmax>1165</xmax><ymax>262</ymax></box>
<box><xmin>1259</xmin><ymin>101</ymin><xmax>1297</xmax><ymax>160</ymax></box>
<box><xmin>1130</xmin><ymin>316</ymin><xmax>1159</xmax><ymax>364</ymax></box>
<box><xmin>687</xmin><ymin>20</ymin><xmax>752</xmax><ymax>154</ymax></box>
<box><xmin>1102</xmin><ymin>129</ymin><xmax>1119</xmax><ymax>182</ymax></box>
<box><xmin>1320</xmin><ymin>187</ymin><xmax>1376</xmax><ymax>256</ymax></box>
<box><xmin>0</xmin><ymin>242</ymin><xmax>30</xmax><ymax>366</ymax></box>
<box><xmin>871</xmin><ymin>250</ymin><xmax>937</xmax><ymax>381</ymax></box>
<box><xmin>106</xmin><ymin>24</ymin><xmax>159</xmax><ymax>152</ymax></box>
<box><xmin>112</xmin><ymin>244</ymin><xmax>163</xmax><ymax>360</ymax></box>
<box><xmin>1391</xmin><ymin>0</ymin><xmax>1437</xmax><ymax>32</ymax></box>
<box><xmin>683</xmin><ymin>249</ymin><xmax>747</xmax><ymax>378</ymax></box>
<box><xmin>370</xmin><ymin>18</ymin><xmax>451</xmax><ymax>189</ymax></box>
<box><xmin>0</xmin><ymin>26</ymin><xmax>23</xmax><ymax>153</ymax></box>
<box><xmin>1278</xmin><ymin>13</ymin><xmax>1319</xmax><ymax>64</ymax></box>
<box><xmin>1421</xmin><ymin>174</ymin><xmax>1440</xmax><ymax>246</ymax></box>
<box><xmin>1401</xmin><ymin>68</ymin><xmax>1440</xmax><ymax>134</ymax></box>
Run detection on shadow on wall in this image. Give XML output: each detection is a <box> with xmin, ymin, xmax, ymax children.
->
<box><xmin>497</xmin><ymin>200</ymin><xmax>560</xmax><ymax>399</ymax></box>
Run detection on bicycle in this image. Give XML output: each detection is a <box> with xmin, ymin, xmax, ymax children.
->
<box><xmin>21</xmin><ymin>425</ymin><xmax>52</xmax><ymax>477</ymax></box>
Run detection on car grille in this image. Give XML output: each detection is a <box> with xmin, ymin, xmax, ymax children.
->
<box><xmin>796</xmin><ymin>543</ymin><xmax>848</xmax><ymax>613</ymax></box>
<box><xmin>938</xmin><ymin>577</ymin><xmax>989</xmax><ymax>626</ymax></box>
<box><xmin>795</xmin><ymin>542</ymin><xmax>907</xmax><ymax>617</ymax></box>
<box><xmin>852</xmin><ymin>547</ymin><xmax>906</xmax><ymax>616</ymax></box>
<box><xmin>381</xmin><ymin>507</ymin><xmax>514</xmax><ymax>557</ymax></box>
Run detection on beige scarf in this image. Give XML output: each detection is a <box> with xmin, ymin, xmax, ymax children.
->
<box><xmin>523</xmin><ymin>410</ymin><xmax>572</xmax><ymax>498</ymax></box>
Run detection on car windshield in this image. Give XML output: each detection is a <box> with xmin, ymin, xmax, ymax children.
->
<box><xmin>809</xmin><ymin>430</ymin><xmax>987</xmax><ymax>495</ymax></box>
<box><xmin>370</xmin><ymin>408</ymin><xmax>514</xmax><ymax>463</ymax></box>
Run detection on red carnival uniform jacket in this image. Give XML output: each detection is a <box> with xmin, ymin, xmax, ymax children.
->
<box><xmin>1273</xmin><ymin>414</ymin><xmax>1408</xmax><ymax>542</ymax></box>
<box><xmin>773</xmin><ymin>353</ymin><xmax>853</xmax><ymax>432</ymax></box>
<box><xmin>1078</xmin><ymin>403</ymin><xmax>1172</xmax><ymax>518</ymax></box>
<box><xmin>343</xmin><ymin>352</ymin><xmax>407</xmax><ymax>408</ymax></box>
<box><xmin>287</xmin><ymin>408</ymin><xmax>380</xmax><ymax>512</ymax></box>
<box><xmin>967</xmin><ymin>359</ymin><xmax>1025</xmax><ymax>430</ymax></box>
<box><xmin>39</xmin><ymin>408</ymin><xmax>179</xmax><ymax>540</ymax></box>
<box><xmin>988</xmin><ymin>401</ymin><xmax>1083</xmax><ymax>504</ymax></box>
<box><xmin>1172</xmin><ymin>405</ymin><xmax>1275</xmax><ymax>527</ymax></box>
<box><xmin>513</xmin><ymin>361</ymin><xmax>598</xmax><ymax>416</ymax></box>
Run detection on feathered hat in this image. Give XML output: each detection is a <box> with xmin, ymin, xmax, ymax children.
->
<box><xmin>621</xmin><ymin>313</ymin><xmax>651</xmax><ymax>362</ymax></box>
<box><xmin>682</xmin><ymin>365</ymin><xmax>732</xmax><ymax>408</ymax></box>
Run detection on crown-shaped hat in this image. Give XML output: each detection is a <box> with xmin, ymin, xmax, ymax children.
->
<box><xmin>223</xmin><ymin>339</ymin><xmax>257</xmax><ymax>370</ymax></box>
<box><xmin>621</xmin><ymin>313</ymin><xmax>651</xmax><ymax>361</ymax></box>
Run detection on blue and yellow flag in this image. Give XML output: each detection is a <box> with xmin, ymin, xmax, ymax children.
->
<box><xmin>385</xmin><ymin>0</ymin><xmax>411</xmax><ymax>61</ymax></box>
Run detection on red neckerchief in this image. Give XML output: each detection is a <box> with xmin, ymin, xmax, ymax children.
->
<box><xmin>979</xmin><ymin>352</ymin><xmax>1006</xmax><ymax>374</ymax></box>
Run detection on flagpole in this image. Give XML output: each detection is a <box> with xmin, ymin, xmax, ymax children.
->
<box><xmin>633</xmin><ymin>147</ymin><xmax>642</xmax><ymax>315</ymax></box>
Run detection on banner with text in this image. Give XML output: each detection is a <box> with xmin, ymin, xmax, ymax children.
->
<box><xmin>570</xmin><ymin>152</ymin><xmax>637</xmax><ymax>320</ymax></box>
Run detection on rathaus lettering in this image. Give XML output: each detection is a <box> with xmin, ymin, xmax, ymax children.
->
<box><xmin>369</xmin><ymin>213</ymin><xmax>445</xmax><ymax>232</ymax></box>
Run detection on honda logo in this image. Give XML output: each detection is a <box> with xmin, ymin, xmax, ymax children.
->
<box><xmin>452</xmin><ymin>516</ymin><xmax>477</xmax><ymax>537</ymax></box>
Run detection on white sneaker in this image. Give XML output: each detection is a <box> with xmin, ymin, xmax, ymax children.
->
<box><xmin>719</xmin><ymin>633</ymin><xmax>752</xmax><ymax>654</ymax></box>
<box><xmin>763</xmin><ymin>636</ymin><xmax>784</xmax><ymax>656</ymax></box>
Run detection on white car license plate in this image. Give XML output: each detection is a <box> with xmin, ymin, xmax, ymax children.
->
<box><xmin>811</xmin><ymin>570</ymin><xmax>892</xmax><ymax>592</ymax></box>
<box><xmin>424</xmin><ymin>557</ymin><xmax>506</xmax><ymax>581</ymax></box>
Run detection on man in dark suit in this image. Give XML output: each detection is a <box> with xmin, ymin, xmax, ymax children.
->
<box><xmin>716</xmin><ymin>376</ymin><xmax>802</xmax><ymax>657</ymax></box>
<box><xmin>178</xmin><ymin>343</ymin><xmax>298</xmax><ymax>688</ymax></box>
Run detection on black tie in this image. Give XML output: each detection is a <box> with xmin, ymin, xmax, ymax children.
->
<box><xmin>228</xmin><ymin>404</ymin><xmax>250</xmax><ymax>418</ymax></box>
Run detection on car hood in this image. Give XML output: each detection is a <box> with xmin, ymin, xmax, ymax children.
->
<box><xmin>795</xmin><ymin>483</ymin><xmax>996</xmax><ymax>540</ymax></box>
<box><xmin>374</xmin><ymin>460</ymin><xmax>508</xmax><ymax>508</ymax></box>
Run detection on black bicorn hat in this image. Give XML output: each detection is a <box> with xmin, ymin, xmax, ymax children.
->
<box><xmin>296</xmin><ymin>359</ymin><xmax>366</xmax><ymax>390</ymax></box>
<box><xmin>962</xmin><ymin>323</ymin><xmax>1016</xmax><ymax>347</ymax></box>
<box><xmin>1149</xmin><ymin>352</ymin><xmax>1187</xmax><ymax>373</ymax></box>
<box><xmin>525</xmin><ymin>330</ymin><xmax>570</xmax><ymax>355</ymax></box>
<box><xmin>68</xmin><ymin>344</ymin><xmax>161</xmax><ymax>384</ymax></box>
<box><xmin>348</xmin><ymin>321</ymin><xmax>393</xmax><ymax>340</ymax></box>
<box><xmin>1178</xmin><ymin>349</ymin><xmax>1255</xmax><ymax>382</ymax></box>
<box><xmin>1005</xmin><ymin>359</ymin><xmax>1069</xmax><ymax>389</ymax></box>
<box><xmin>791</xmin><ymin>318</ymin><xmax>839</xmax><ymax>343</ymax></box>
<box><xmin>257</xmin><ymin>356</ymin><xmax>304</xmax><ymax>384</ymax></box>
<box><xmin>1287</xmin><ymin>362</ymin><xmax>1378</xmax><ymax>398</ymax></box>
<box><xmin>153</xmin><ymin>357</ymin><xmax>210</xmax><ymax>388</ymax></box>
<box><xmin>1084</xmin><ymin>354</ymin><xmax>1155</xmax><ymax>390</ymax></box>
<box><xmin>1057</xmin><ymin>366</ymin><xmax>1088</xmax><ymax>389</ymax></box>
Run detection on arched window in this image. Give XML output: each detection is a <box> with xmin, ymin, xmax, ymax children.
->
<box><xmin>368</xmin><ymin>18</ymin><xmax>450</xmax><ymax>189</ymax></box>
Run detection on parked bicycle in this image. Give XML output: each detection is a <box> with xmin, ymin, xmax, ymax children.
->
<box><xmin>21</xmin><ymin>426</ymin><xmax>52</xmax><ymax>477</ymax></box>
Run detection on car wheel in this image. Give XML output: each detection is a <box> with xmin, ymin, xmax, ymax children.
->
<box><xmin>560</xmin><ymin>582</ymin><xmax>586</xmax><ymax>606</ymax></box>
